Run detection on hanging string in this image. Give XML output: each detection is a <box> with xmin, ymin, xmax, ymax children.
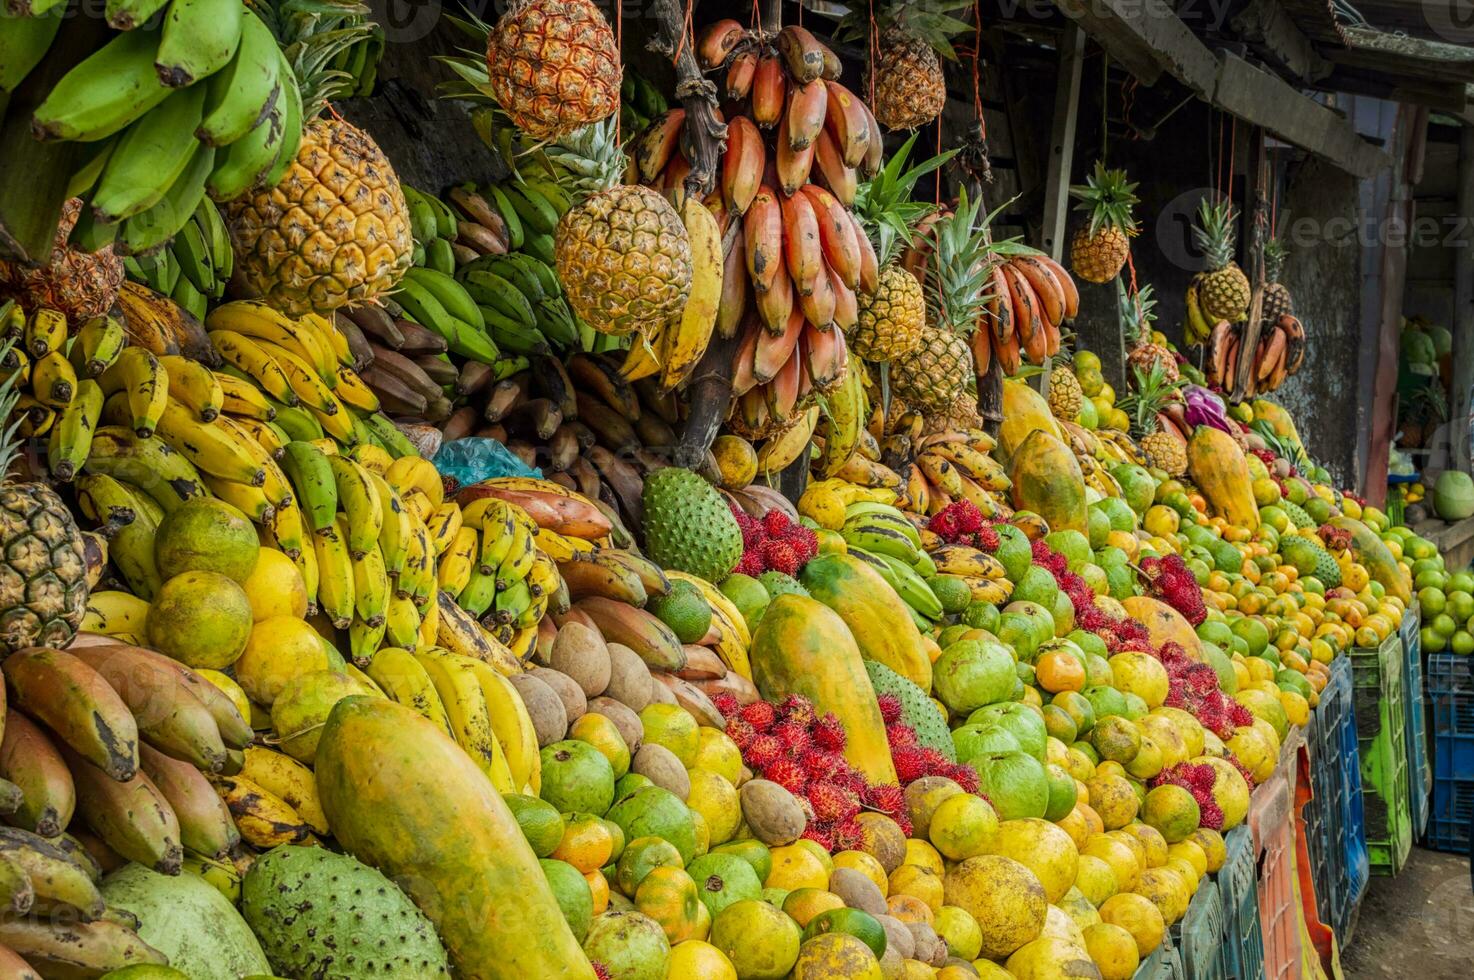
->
<box><xmin>1101</xmin><ymin>49</ymin><xmax>1108</xmax><ymax>163</ymax></box>
<box><xmin>751</xmin><ymin>0</ymin><xmax>762</xmax><ymax>33</ymax></box>
<box><xmin>671</xmin><ymin>0</ymin><xmax>693</xmax><ymax>65</ymax></box>
<box><xmin>935</xmin><ymin>119</ymin><xmax>943</xmax><ymax>207</ymax></box>
<box><xmin>1215</xmin><ymin>109</ymin><xmax>1225</xmax><ymax>201</ymax></box>
<box><xmin>1227</xmin><ymin>114</ymin><xmax>1237</xmax><ymax>205</ymax></box>
<box><xmin>615</xmin><ymin>0</ymin><xmax>623</xmax><ymax>145</ymax></box>
<box><xmin>970</xmin><ymin>0</ymin><xmax>985</xmax><ymax>136</ymax></box>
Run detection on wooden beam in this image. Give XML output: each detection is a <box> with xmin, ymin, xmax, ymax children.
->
<box><xmin>1213</xmin><ymin>53</ymin><xmax>1393</xmax><ymax>180</ymax></box>
<box><xmin>1050</xmin><ymin>0</ymin><xmax>1219</xmax><ymax>95</ymax></box>
<box><xmin>1230</xmin><ymin>0</ymin><xmax>1333</xmax><ymax>83</ymax></box>
<box><xmin>1040</xmin><ymin>25</ymin><xmax>1085</xmax><ymax>262</ymax></box>
<box><xmin>1451</xmin><ymin>126</ymin><xmax>1474</xmax><ymax>473</ymax></box>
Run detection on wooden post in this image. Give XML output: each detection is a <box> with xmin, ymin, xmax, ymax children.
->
<box><xmin>1452</xmin><ymin>126</ymin><xmax>1474</xmax><ymax>473</ymax></box>
<box><xmin>1232</xmin><ymin>127</ymin><xmax>1270</xmax><ymax>401</ymax></box>
<box><xmin>1041</xmin><ymin>25</ymin><xmax>1085</xmax><ymax>262</ymax></box>
<box><xmin>647</xmin><ymin>0</ymin><xmax>726</xmax><ymax>199</ymax></box>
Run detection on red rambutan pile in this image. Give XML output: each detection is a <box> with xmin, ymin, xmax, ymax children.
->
<box><xmin>809</xmin><ymin>782</ymin><xmax>861</xmax><ymax>822</ymax></box>
<box><xmin>1139</xmin><ymin>554</ymin><xmax>1207</xmax><ymax>626</ymax></box>
<box><xmin>741</xmin><ymin>701</ymin><xmax>777</xmax><ymax>731</ymax></box>
<box><xmin>728</xmin><ymin>503</ymin><xmax>820</xmax><ymax>576</ymax></box>
<box><xmin>926</xmin><ymin>501</ymin><xmax>996</xmax><ymax>550</ymax></box>
<box><xmin>877</xmin><ymin>694</ymin><xmax>903</xmax><ymax>725</ymax></box>
<box><xmin>813</xmin><ymin>714</ymin><xmax>847</xmax><ymax>751</ymax></box>
<box><xmin>863</xmin><ymin>783</ymin><xmax>906</xmax><ymax>819</ymax></box>
<box><xmin>711</xmin><ymin>692</ymin><xmax>740</xmax><ymax>718</ymax></box>
<box><xmin>1150</xmin><ymin>761</ymin><xmax>1224</xmax><ymax>829</ymax></box>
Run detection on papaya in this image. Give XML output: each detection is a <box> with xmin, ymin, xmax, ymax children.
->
<box><xmin>1251</xmin><ymin>399</ymin><xmax>1306</xmax><ymax>457</ymax></box>
<box><xmin>1327</xmin><ymin>516</ymin><xmax>1412</xmax><ymax>603</ymax></box>
<box><xmin>1008</xmin><ymin>429</ymin><xmax>1088</xmax><ymax>533</ymax></box>
<box><xmin>313</xmin><ymin>696</ymin><xmax>595</xmax><ymax>979</ymax></box>
<box><xmin>998</xmin><ymin>380</ymin><xmax>1063</xmax><ymax>462</ymax></box>
<box><xmin>1186</xmin><ymin>426</ymin><xmax>1259</xmax><ymax>531</ymax></box>
<box><xmin>1121</xmin><ymin>596</ymin><xmax>1203</xmax><ymax>660</ymax></box>
<box><xmin>749</xmin><ymin>596</ymin><xmax>898</xmax><ymax>784</ymax></box>
<box><xmin>799</xmin><ymin>554</ymin><xmax>933</xmax><ymax>690</ymax></box>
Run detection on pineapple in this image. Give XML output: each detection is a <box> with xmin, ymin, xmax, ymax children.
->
<box><xmin>552</xmin><ymin>121</ymin><xmax>691</xmax><ymax>337</ymax></box>
<box><xmin>485</xmin><ymin>0</ymin><xmax>620</xmax><ymax>141</ymax></box>
<box><xmin>1069</xmin><ymin>162</ymin><xmax>1138</xmax><ymax>283</ymax></box>
<box><xmin>1121</xmin><ymin>282</ymin><xmax>1178</xmax><ymax>383</ymax></box>
<box><xmin>1192</xmin><ymin>199</ymin><xmax>1251</xmax><ymax>322</ymax></box>
<box><xmin>926</xmin><ymin>390</ymin><xmax>983</xmax><ymax>433</ymax></box>
<box><xmin>1262</xmin><ymin>236</ymin><xmax>1294</xmax><ymax>323</ymax></box>
<box><xmin>0</xmin><ymin>326</ymin><xmax>88</xmax><ymax>653</ymax></box>
<box><xmin>225</xmin><ymin>9</ymin><xmax>412</xmax><ymax>316</ymax></box>
<box><xmin>851</xmin><ymin>135</ymin><xmax>951</xmax><ymax>361</ymax></box>
<box><xmin>1047</xmin><ymin>364</ymin><xmax>1083</xmax><ymax>420</ymax></box>
<box><xmin>838</xmin><ymin>2</ymin><xmax>972</xmax><ymax>132</ymax></box>
<box><xmin>890</xmin><ymin>191</ymin><xmax>990</xmax><ymax>411</ymax></box>
<box><xmin>1119</xmin><ymin>360</ymin><xmax>1187</xmax><ymax>476</ymax></box>
<box><xmin>0</xmin><ymin>199</ymin><xmax>123</xmax><ymax>324</ymax></box>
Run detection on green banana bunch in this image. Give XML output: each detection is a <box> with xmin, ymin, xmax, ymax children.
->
<box><xmin>123</xmin><ymin>199</ymin><xmax>232</xmax><ymax>320</ymax></box>
<box><xmin>848</xmin><ymin>547</ymin><xmax>944</xmax><ymax>627</ymax></box>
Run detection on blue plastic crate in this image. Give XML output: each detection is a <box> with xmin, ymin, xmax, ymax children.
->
<box><xmin>1134</xmin><ymin>928</ymin><xmax>1184</xmax><ymax>980</ymax></box>
<box><xmin>1171</xmin><ymin>877</ymin><xmax>1225</xmax><ymax>980</ymax></box>
<box><xmin>1426</xmin><ymin>653</ymin><xmax>1474</xmax><ymax>852</ymax></box>
<box><xmin>1216</xmin><ymin>825</ymin><xmax>1265</xmax><ymax>980</ymax></box>
<box><xmin>1402</xmin><ymin>607</ymin><xmax>1430</xmax><ymax>838</ymax></box>
<box><xmin>1305</xmin><ymin>656</ymin><xmax>1353</xmax><ymax>935</ymax></box>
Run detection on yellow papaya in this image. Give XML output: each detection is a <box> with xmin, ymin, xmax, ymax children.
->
<box><xmin>1007</xmin><ymin>429</ymin><xmax>1088</xmax><ymax>533</ymax></box>
<box><xmin>998</xmin><ymin>379</ymin><xmax>1062</xmax><ymax>462</ymax></box>
<box><xmin>1251</xmin><ymin>399</ymin><xmax>1306</xmax><ymax>456</ymax></box>
<box><xmin>799</xmin><ymin>553</ymin><xmax>933</xmax><ymax>691</ymax></box>
<box><xmin>1327</xmin><ymin>515</ymin><xmax>1412</xmax><ymax>603</ymax></box>
<box><xmin>1121</xmin><ymin>596</ymin><xmax>1203</xmax><ymax>660</ymax></box>
<box><xmin>1186</xmin><ymin>426</ymin><xmax>1260</xmax><ymax>531</ymax></box>
<box><xmin>314</xmin><ymin>696</ymin><xmax>595</xmax><ymax>979</ymax></box>
<box><xmin>749</xmin><ymin>595</ymin><xmax>898</xmax><ymax>784</ymax></box>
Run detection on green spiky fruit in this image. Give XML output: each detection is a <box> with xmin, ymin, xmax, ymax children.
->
<box><xmin>864</xmin><ymin>659</ymin><xmax>954</xmax><ymax>761</ymax></box>
<box><xmin>1281</xmin><ymin>500</ymin><xmax>1315</xmax><ymax>529</ymax></box>
<box><xmin>641</xmin><ymin>468</ymin><xmax>743</xmax><ymax>582</ymax></box>
<box><xmin>758</xmin><ymin>570</ymin><xmax>809</xmax><ymax>601</ymax></box>
<box><xmin>242</xmin><ymin>846</ymin><xmax>450</xmax><ymax>977</ymax></box>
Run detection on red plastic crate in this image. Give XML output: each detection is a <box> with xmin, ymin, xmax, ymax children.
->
<box><xmin>1251</xmin><ymin>759</ymin><xmax>1301</xmax><ymax>980</ymax></box>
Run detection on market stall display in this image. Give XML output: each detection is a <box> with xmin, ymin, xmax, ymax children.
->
<box><xmin>0</xmin><ymin>1</ymin><xmax>1450</xmax><ymax>978</ymax></box>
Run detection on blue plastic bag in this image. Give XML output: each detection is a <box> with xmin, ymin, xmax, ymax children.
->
<box><xmin>433</xmin><ymin>437</ymin><xmax>540</xmax><ymax>490</ymax></box>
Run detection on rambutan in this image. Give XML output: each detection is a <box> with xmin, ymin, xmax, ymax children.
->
<box><xmin>725</xmin><ymin>717</ymin><xmax>755</xmax><ymax>749</ymax></box>
<box><xmin>762</xmin><ymin>509</ymin><xmax>792</xmax><ymax>536</ymax></box>
<box><xmin>744</xmin><ymin>734</ymin><xmax>782</xmax><ymax>770</ymax></box>
<box><xmin>975</xmin><ymin>525</ymin><xmax>1000</xmax><ymax>552</ymax></box>
<box><xmin>892</xmin><ymin>747</ymin><xmax>929</xmax><ymax>784</ymax></box>
<box><xmin>784</xmin><ymin>525</ymin><xmax>819</xmax><ymax>564</ymax></box>
<box><xmin>711</xmin><ymin>692</ymin><xmax>740</xmax><ymax>718</ymax></box>
<box><xmin>877</xmin><ymin>694</ymin><xmax>904</xmax><ymax>725</ymax></box>
<box><xmin>812</xmin><ymin>714</ymin><xmax>847</xmax><ymax>751</ymax></box>
<box><xmin>764</xmin><ymin>758</ymin><xmax>808</xmax><ymax>795</ymax></box>
<box><xmin>919</xmin><ymin>747</ymin><xmax>950</xmax><ymax>775</ymax></box>
<box><xmin>1199</xmin><ymin>799</ymin><xmax>1226</xmax><ymax>831</ymax></box>
<box><xmin>831</xmin><ymin>818</ymin><xmax>867</xmax><ymax>852</ymax></box>
<box><xmin>800</xmin><ymin>824</ymin><xmax>833</xmax><ymax>851</ymax></box>
<box><xmin>885</xmin><ymin>723</ymin><xmax>919</xmax><ymax>749</ymax></box>
<box><xmin>809</xmin><ymin>782</ymin><xmax>861</xmax><ymax>823</ymax></box>
<box><xmin>947</xmin><ymin>764</ymin><xmax>980</xmax><ymax>794</ymax></box>
<box><xmin>779</xmin><ymin>694</ymin><xmax>816</xmax><ymax>727</ymax></box>
<box><xmin>799</xmin><ymin>749</ymin><xmax>844</xmax><ymax>781</ymax></box>
<box><xmin>740</xmin><ymin>701</ymin><xmax>777</xmax><ymax>731</ymax></box>
<box><xmin>863</xmin><ymin>783</ymin><xmax>907</xmax><ymax>818</ymax></box>
<box><xmin>1228</xmin><ymin>702</ymin><xmax>1254</xmax><ymax>727</ymax></box>
<box><xmin>773</xmin><ymin>720</ymin><xmax>812</xmax><ymax>754</ymax></box>
<box><xmin>592</xmin><ymin>963</ymin><xmax>612</xmax><ymax>980</ymax></box>
<box><xmin>761</xmin><ymin>539</ymin><xmax>801</xmax><ymax>577</ymax></box>
<box><xmin>735</xmin><ymin>550</ymin><xmax>766</xmax><ymax>578</ymax></box>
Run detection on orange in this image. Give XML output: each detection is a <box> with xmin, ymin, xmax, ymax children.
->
<box><xmin>1035</xmin><ymin>648</ymin><xmax>1087</xmax><ymax>694</ymax></box>
<box><xmin>553</xmin><ymin>815</ymin><xmax>614</xmax><ymax>873</ymax></box>
<box><xmin>585</xmin><ymin>869</ymin><xmax>610</xmax><ymax>914</ymax></box>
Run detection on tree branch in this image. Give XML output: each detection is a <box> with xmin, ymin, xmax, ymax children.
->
<box><xmin>646</xmin><ymin>0</ymin><xmax>727</xmax><ymax>199</ymax></box>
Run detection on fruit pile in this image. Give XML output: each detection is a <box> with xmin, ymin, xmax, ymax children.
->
<box><xmin>0</xmin><ymin>1</ymin><xmax>1430</xmax><ymax>978</ymax></box>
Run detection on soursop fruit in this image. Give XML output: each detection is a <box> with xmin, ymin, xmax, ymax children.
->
<box><xmin>641</xmin><ymin>467</ymin><xmax>742</xmax><ymax>582</ymax></box>
<box><xmin>243</xmin><ymin>845</ymin><xmax>450</xmax><ymax>978</ymax></box>
<box><xmin>758</xmin><ymin>570</ymin><xmax>809</xmax><ymax>600</ymax></box>
<box><xmin>864</xmin><ymin>659</ymin><xmax>955</xmax><ymax>762</ymax></box>
<box><xmin>1282</xmin><ymin>500</ymin><xmax>1315</xmax><ymax>529</ymax></box>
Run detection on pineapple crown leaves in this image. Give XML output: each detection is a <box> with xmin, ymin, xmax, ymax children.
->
<box><xmin>1192</xmin><ymin>197</ymin><xmax>1239</xmax><ymax>270</ymax></box>
<box><xmin>1070</xmin><ymin>161</ymin><xmax>1139</xmax><ymax>237</ymax></box>
<box><xmin>1117</xmin><ymin>360</ymin><xmax>1182</xmax><ymax>436</ymax></box>
<box><xmin>923</xmin><ymin>188</ymin><xmax>993</xmax><ymax>335</ymax></box>
<box><xmin>835</xmin><ymin>0</ymin><xmax>976</xmax><ymax>59</ymax></box>
<box><xmin>0</xmin><ymin>330</ymin><xmax>26</xmax><ymax>474</ymax></box>
<box><xmin>249</xmin><ymin>0</ymin><xmax>375</xmax><ymax>118</ymax></box>
<box><xmin>1263</xmin><ymin>235</ymin><xmax>1287</xmax><ymax>281</ymax></box>
<box><xmin>854</xmin><ymin>133</ymin><xmax>955</xmax><ymax>266</ymax></box>
<box><xmin>1117</xmin><ymin>278</ymin><xmax>1157</xmax><ymax>343</ymax></box>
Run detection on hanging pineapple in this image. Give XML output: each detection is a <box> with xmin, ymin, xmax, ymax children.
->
<box><xmin>1121</xmin><ymin>282</ymin><xmax>1178</xmax><ymax>382</ymax></box>
<box><xmin>836</xmin><ymin>0</ymin><xmax>973</xmax><ymax>131</ymax></box>
<box><xmin>0</xmin><ymin>319</ymin><xmax>89</xmax><ymax>654</ymax></box>
<box><xmin>1190</xmin><ymin>198</ymin><xmax>1250</xmax><ymax>322</ymax></box>
<box><xmin>0</xmin><ymin>199</ymin><xmax>123</xmax><ymax>325</ymax></box>
<box><xmin>888</xmin><ymin>191</ymin><xmax>990</xmax><ymax>412</ymax></box>
<box><xmin>1068</xmin><ymin>162</ymin><xmax>1139</xmax><ymax>284</ymax></box>
<box><xmin>225</xmin><ymin>10</ymin><xmax>413</xmax><ymax>316</ymax></box>
<box><xmin>484</xmin><ymin>0</ymin><xmax>621</xmax><ymax>141</ymax></box>
<box><xmin>1046</xmin><ymin>347</ymin><xmax>1083</xmax><ymax>421</ymax></box>
<box><xmin>850</xmin><ymin>136</ymin><xmax>953</xmax><ymax>362</ymax></box>
<box><xmin>552</xmin><ymin>121</ymin><xmax>692</xmax><ymax>337</ymax></box>
<box><xmin>1262</xmin><ymin>235</ymin><xmax>1294</xmax><ymax>324</ymax></box>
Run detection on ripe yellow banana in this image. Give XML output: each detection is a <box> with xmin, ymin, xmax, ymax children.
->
<box><xmin>660</xmin><ymin>196</ymin><xmax>722</xmax><ymax>390</ymax></box>
<box><xmin>464</xmin><ymin>656</ymin><xmax>541</xmax><ymax>794</ymax></box>
<box><xmin>385</xmin><ymin>455</ymin><xmax>444</xmax><ymax>509</ymax></box>
<box><xmin>368</xmin><ymin>471</ymin><xmax>411</xmax><ymax>580</ymax></box>
<box><xmin>412</xmin><ymin>648</ymin><xmax>515</xmax><ymax>792</ymax></box>
<box><xmin>365</xmin><ymin>647</ymin><xmax>454</xmax><ymax>739</ymax></box>
<box><xmin>158</xmin><ymin>354</ymin><xmax>223</xmax><ymax>421</ymax></box>
<box><xmin>210</xmin><ymin>773</ymin><xmax>315</xmax><ymax>848</ymax></box>
<box><xmin>239</xmin><ymin>746</ymin><xmax>329</xmax><ymax>836</ymax></box>
<box><xmin>437</xmin><ymin>525</ymin><xmax>478</xmax><ymax>595</ymax></box>
<box><xmin>98</xmin><ymin>347</ymin><xmax>167</xmax><ymax>438</ymax></box>
<box><xmin>313</xmin><ymin>518</ymin><xmax>355</xmax><ymax>629</ymax></box>
<box><xmin>81</xmin><ymin>589</ymin><xmax>151</xmax><ymax>636</ymax></box>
